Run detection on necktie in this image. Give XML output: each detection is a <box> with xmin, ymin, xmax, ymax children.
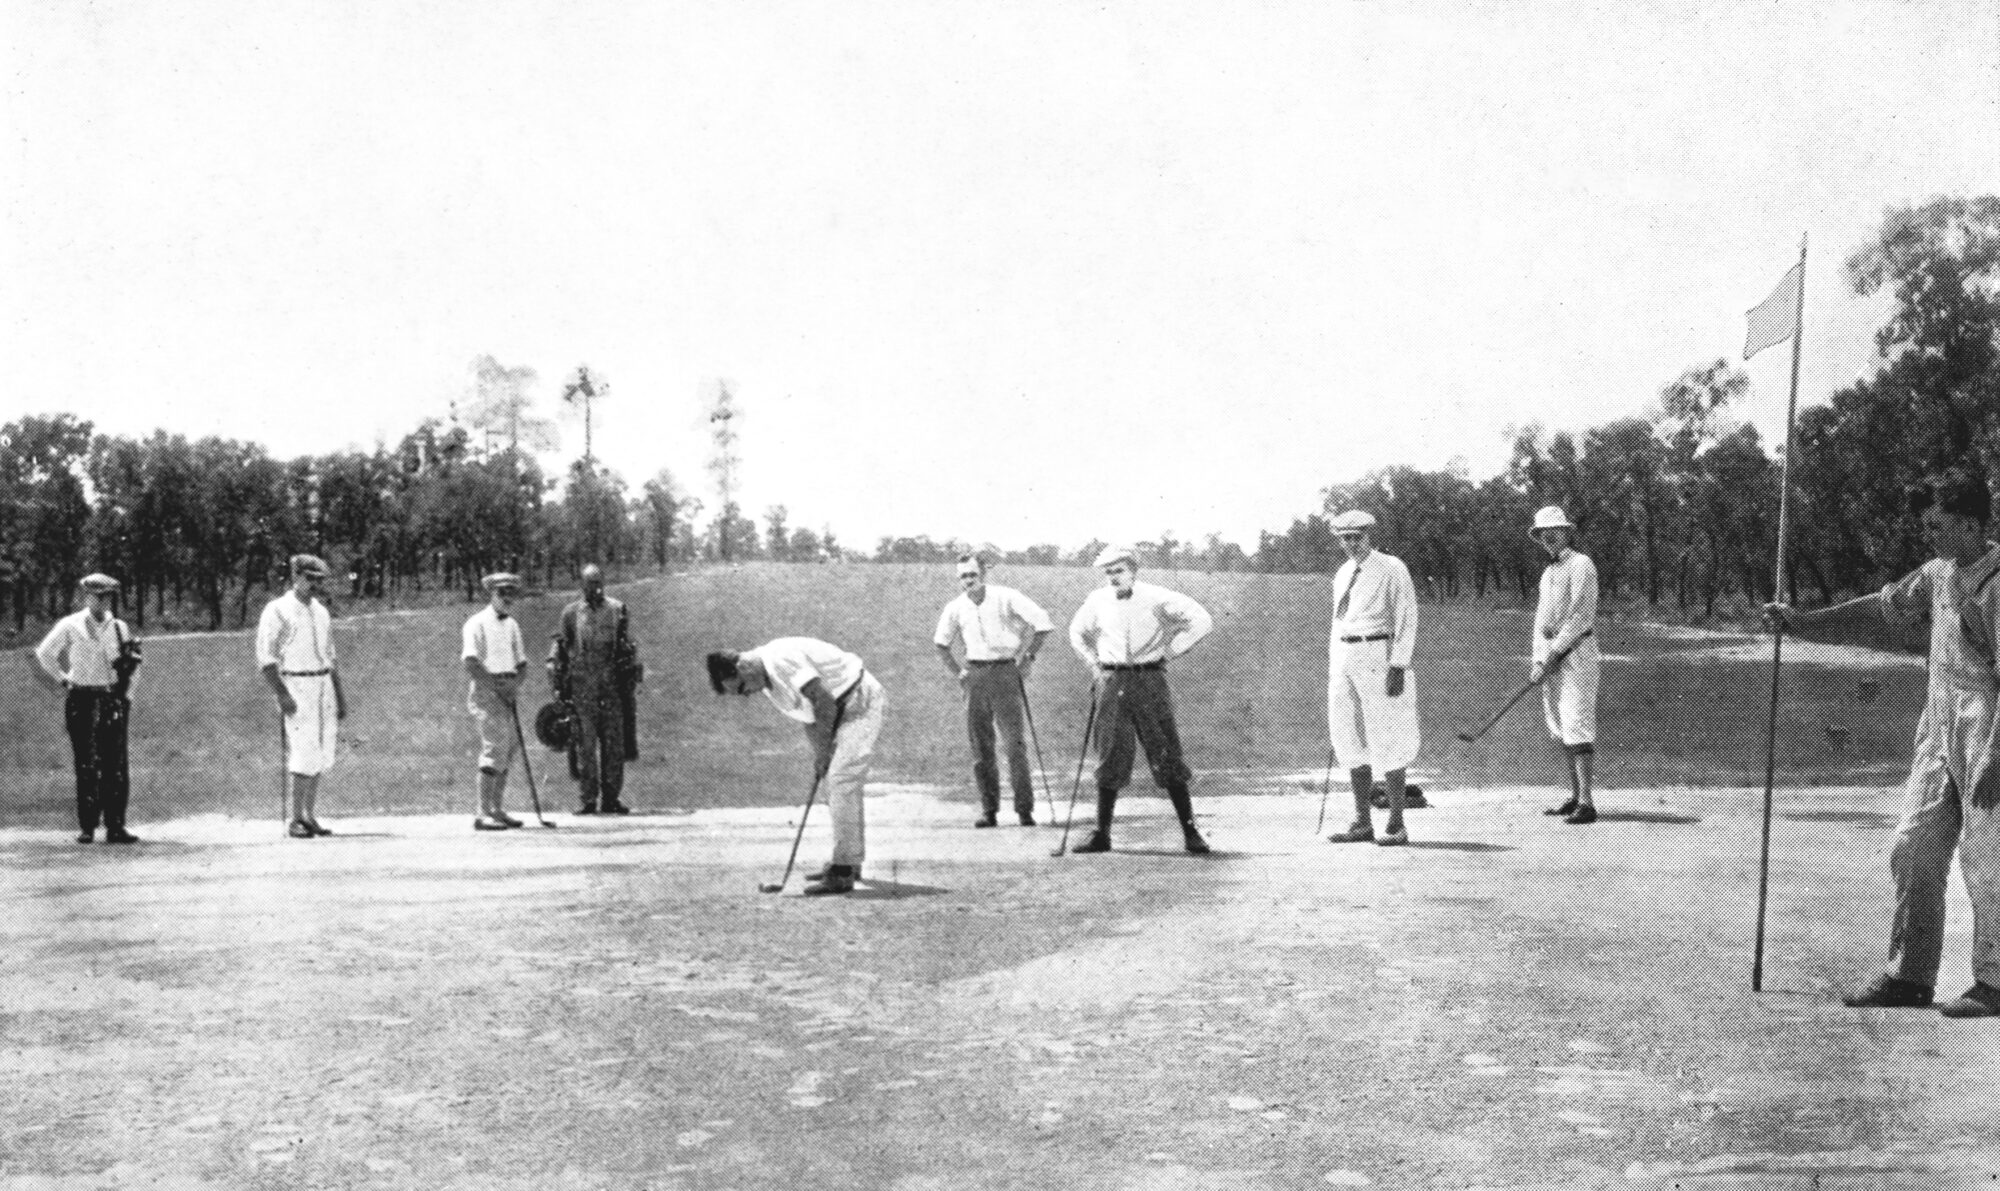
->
<box><xmin>1336</xmin><ymin>563</ymin><xmax>1361</xmax><ymax>620</ymax></box>
<box><xmin>1116</xmin><ymin>590</ymin><xmax>1133</xmax><ymax>601</ymax></box>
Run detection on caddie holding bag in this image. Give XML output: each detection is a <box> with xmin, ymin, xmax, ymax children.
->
<box><xmin>35</xmin><ymin>573</ymin><xmax>143</xmax><ymax>845</ymax></box>
<box><xmin>547</xmin><ymin>564</ymin><xmax>643</xmax><ymax>815</ymax></box>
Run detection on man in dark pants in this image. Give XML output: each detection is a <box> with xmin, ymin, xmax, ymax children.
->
<box><xmin>548</xmin><ymin>565</ymin><xmax>642</xmax><ymax>814</ymax></box>
<box><xmin>35</xmin><ymin>573</ymin><xmax>142</xmax><ymax>844</ymax></box>
<box><xmin>1066</xmin><ymin>545</ymin><xmax>1215</xmax><ymax>854</ymax></box>
<box><xmin>934</xmin><ymin>552</ymin><xmax>1054</xmax><ymax>827</ymax></box>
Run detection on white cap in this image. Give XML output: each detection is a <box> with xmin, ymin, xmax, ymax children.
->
<box><xmin>1093</xmin><ymin>544</ymin><xmax>1138</xmax><ymax>569</ymax></box>
<box><xmin>1531</xmin><ymin>506</ymin><xmax>1573</xmax><ymax>532</ymax></box>
<box><xmin>1331</xmin><ymin>510</ymin><xmax>1377</xmax><ymax>532</ymax></box>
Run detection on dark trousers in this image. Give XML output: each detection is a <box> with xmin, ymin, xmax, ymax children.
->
<box><xmin>965</xmin><ymin>663</ymin><xmax>1035</xmax><ymax>815</ymax></box>
<box><xmin>65</xmin><ymin>689</ymin><xmax>130</xmax><ymax>834</ymax></box>
<box><xmin>572</xmin><ymin>697</ymin><xmax>626</xmax><ymax>807</ymax></box>
<box><xmin>1092</xmin><ymin>668</ymin><xmax>1193</xmax><ymax>795</ymax></box>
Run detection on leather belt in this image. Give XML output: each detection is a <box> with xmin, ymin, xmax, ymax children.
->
<box><xmin>1100</xmin><ymin>661</ymin><xmax>1164</xmax><ymax>672</ymax></box>
<box><xmin>1340</xmin><ymin>633</ymin><xmax>1391</xmax><ymax>644</ymax></box>
<box><xmin>966</xmin><ymin>659</ymin><xmax>1015</xmax><ymax>666</ymax></box>
<box><xmin>281</xmin><ymin>669</ymin><xmax>332</xmax><ymax>677</ymax></box>
<box><xmin>67</xmin><ymin>684</ymin><xmax>115</xmax><ymax>692</ymax></box>
<box><xmin>836</xmin><ymin>668</ymin><xmax>868</xmax><ymax>710</ymax></box>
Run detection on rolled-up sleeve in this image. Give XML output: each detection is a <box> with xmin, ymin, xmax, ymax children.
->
<box><xmin>1163</xmin><ymin>591</ymin><xmax>1213</xmax><ymax>659</ymax></box>
<box><xmin>1069</xmin><ymin>600</ymin><xmax>1099</xmax><ymax>666</ymax></box>
<box><xmin>1387</xmin><ymin>560</ymin><xmax>1419</xmax><ymax>668</ymax></box>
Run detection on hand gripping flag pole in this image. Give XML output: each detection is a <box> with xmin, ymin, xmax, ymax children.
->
<box><xmin>1749</xmin><ymin>234</ymin><xmax>1808</xmax><ymax>993</ymax></box>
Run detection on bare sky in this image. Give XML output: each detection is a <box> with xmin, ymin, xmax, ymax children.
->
<box><xmin>5</xmin><ymin>1</ymin><xmax>1996</xmax><ymax>552</ymax></box>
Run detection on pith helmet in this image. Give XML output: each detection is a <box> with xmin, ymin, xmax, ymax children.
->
<box><xmin>1530</xmin><ymin>506</ymin><xmax>1573</xmax><ymax>533</ymax></box>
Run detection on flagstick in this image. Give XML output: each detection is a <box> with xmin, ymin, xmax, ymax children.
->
<box><xmin>1752</xmin><ymin>233</ymin><xmax>1808</xmax><ymax>993</ymax></box>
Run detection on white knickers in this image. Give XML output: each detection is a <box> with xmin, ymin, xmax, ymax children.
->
<box><xmin>1328</xmin><ymin>639</ymin><xmax>1420</xmax><ymax>772</ymax></box>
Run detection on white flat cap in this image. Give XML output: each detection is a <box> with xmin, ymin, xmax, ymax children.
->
<box><xmin>1093</xmin><ymin>544</ymin><xmax>1138</xmax><ymax>569</ymax></box>
<box><xmin>1331</xmin><ymin>510</ymin><xmax>1377</xmax><ymax>532</ymax></box>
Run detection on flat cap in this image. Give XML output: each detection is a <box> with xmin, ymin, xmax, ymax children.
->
<box><xmin>79</xmin><ymin>573</ymin><xmax>120</xmax><ymax>594</ymax></box>
<box><xmin>1331</xmin><ymin>510</ymin><xmax>1377</xmax><ymax>532</ymax></box>
<box><xmin>1093</xmin><ymin>544</ymin><xmax>1138</xmax><ymax>569</ymax></box>
<box><xmin>289</xmin><ymin>554</ymin><xmax>331</xmax><ymax>578</ymax></box>
<box><xmin>482</xmin><ymin>572</ymin><xmax>523</xmax><ymax>592</ymax></box>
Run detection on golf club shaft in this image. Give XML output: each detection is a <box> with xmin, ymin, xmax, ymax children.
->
<box><xmin>1315</xmin><ymin>746</ymin><xmax>1336</xmax><ymax>835</ymax></box>
<box><xmin>1014</xmin><ymin>665</ymin><xmax>1057</xmax><ymax>827</ymax></box>
<box><xmin>508</xmin><ymin>700</ymin><xmax>551</xmax><ymax>826</ymax></box>
<box><xmin>1459</xmin><ymin>640</ymin><xmax>1581</xmax><ymax>744</ymax></box>
<box><xmin>769</xmin><ymin>690</ymin><xmax>852</xmax><ymax>890</ymax></box>
<box><xmin>1055</xmin><ymin>691</ymin><xmax>1101</xmax><ymax>856</ymax></box>
<box><xmin>278</xmin><ymin>709</ymin><xmax>287</xmax><ymax>832</ymax></box>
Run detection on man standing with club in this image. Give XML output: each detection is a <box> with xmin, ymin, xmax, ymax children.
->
<box><xmin>547</xmin><ymin>564</ymin><xmax>642</xmax><ymax>816</ymax></box>
<box><xmin>1324</xmin><ymin>510</ymin><xmax>1420</xmax><ymax>847</ymax></box>
<box><xmin>1767</xmin><ymin>474</ymin><xmax>2000</xmax><ymax>1018</ymax></box>
<box><xmin>934</xmin><ymin>552</ymin><xmax>1054</xmax><ymax>828</ymax></box>
<box><xmin>706</xmin><ymin>638</ymin><xmax>886</xmax><ymax>896</ymax></box>
<box><xmin>1530</xmin><ymin>506</ymin><xmax>1602</xmax><ymax>825</ymax></box>
<box><xmin>257</xmin><ymin>554</ymin><xmax>347</xmax><ymax>839</ymax></box>
<box><xmin>464</xmin><ymin>572</ymin><xmax>531</xmax><ymax>831</ymax></box>
<box><xmin>36</xmin><ymin>573</ymin><xmax>143</xmax><ymax>845</ymax></box>
<box><xmin>1066</xmin><ymin>544</ymin><xmax>1214</xmax><ymax>855</ymax></box>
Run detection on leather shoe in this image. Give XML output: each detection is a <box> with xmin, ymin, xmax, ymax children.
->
<box><xmin>601</xmin><ymin>801</ymin><xmax>632</xmax><ymax>816</ymax></box>
<box><xmin>1071</xmin><ymin>830</ymin><xmax>1112</xmax><ymax>853</ymax></box>
<box><xmin>1564</xmin><ymin>804</ymin><xmax>1598</xmax><ymax>825</ymax></box>
<box><xmin>75</xmin><ymin>831</ymin><xmax>94</xmax><ymax>844</ymax></box>
<box><xmin>1375</xmin><ymin>826</ymin><xmax>1409</xmax><ymax>847</ymax></box>
<box><xmin>1842</xmin><ymin>974</ymin><xmax>1934</xmax><ymax>1008</ymax></box>
<box><xmin>804</xmin><ymin>864</ymin><xmax>857</xmax><ymax>896</ymax></box>
<box><xmin>974</xmin><ymin>812</ymin><xmax>999</xmax><ymax>828</ymax></box>
<box><xmin>305</xmin><ymin>820</ymin><xmax>333</xmax><ymax>836</ymax></box>
<box><xmin>491</xmin><ymin>812</ymin><xmax>523</xmax><ymax>828</ymax></box>
<box><xmin>1018</xmin><ymin>812</ymin><xmax>1036</xmax><ymax>827</ymax></box>
<box><xmin>803</xmin><ymin>862</ymin><xmax>862</xmax><ymax>883</ymax></box>
<box><xmin>574</xmin><ymin>804</ymin><xmax>599</xmax><ymax>816</ymax></box>
<box><xmin>104</xmin><ymin>830</ymin><xmax>140</xmax><ymax>845</ymax></box>
<box><xmin>1182</xmin><ymin>825</ymin><xmax>1211</xmax><ymax>855</ymax></box>
<box><xmin>288</xmin><ymin>820</ymin><xmax>317</xmax><ymax>839</ymax></box>
<box><xmin>1328</xmin><ymin>823</ymin><xmax>1375</xmax><ymax>844</ymax></box>
<box><xmin>473</xmin><ymin>817</ymin><xmax>512</xmax><ymax>831</ymax></box>
<box><xmin>1939</xmin><ymin>983</ymin><xmax>2000</xmax><ymax>1018</ymax></box>
<box><xmin>1545</xmin><ymin>798</ymin><xmax>1580</xmax><ymax>817</ymax></box>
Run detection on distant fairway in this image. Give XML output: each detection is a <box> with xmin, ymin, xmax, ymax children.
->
<box><xmin>0</xmin><ymin>562</ymin><xmax>1924</xmax><ymax>827</ymax></box>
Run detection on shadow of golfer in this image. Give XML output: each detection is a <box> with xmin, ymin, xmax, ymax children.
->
<box><xmin>1103</xmin><ymin>847</ymin><xmax>1256</xmax><ymax>861</ymax></box>
<box><xmin>1403</xmin><ymin>840</ymin><xmax>1517</xmax><ymax>852</ymax></box>
<box><xmin>1593</xmin><ymin>810</ymin><xmax>1701</xmax><ymax>825</ymax></box>
<box><xmin>851</xmin><ymin>881</ymin><xmax>949</xmax><ymax>900</ymax></box>
<box><xmin>1782</xmin><ymin>810</ymin><xmax>1895</xmax><ymax>829</ymax></box>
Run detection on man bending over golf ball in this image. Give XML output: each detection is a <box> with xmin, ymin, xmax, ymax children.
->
<box><xmin>707</xmin><ymin>639</ymin><xmax>886</xmax><ymax>896</ymax></box>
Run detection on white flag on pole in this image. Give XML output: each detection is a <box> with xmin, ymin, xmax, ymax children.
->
<box><xmin>1744</xmin><ymin>264</ymin><xmax>1803</xmax><ymax>360</ymax></box>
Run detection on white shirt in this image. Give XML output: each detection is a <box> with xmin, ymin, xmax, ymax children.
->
<box><xmin>36</xmin><ymin>609</ymin><xmax>135</xmax><ymax>693</ymax></box>
<box><xmin>1533</xmin><ymin>549</ymin><xmax>1598</xmax><ymax>663</ymax></box>
<box><xmin>746</xmin><ymin>637</ymin><xmax>865</xmax><ymax>725</ymax></box>
<box><xmin>1069</xmin><ymin>581</ymin><xmax>1213</xmax><ymax>667</ymax></box>
<box><xmin>934</xmin><ymin>584</ymin><xmax>1055</xmax><ymax>661</ymax></box>
<box><xmin>462</xmin><ymin>605</ymin><xmax>528</xmax><ymax>675</ymax></box>
<box><xmin>255</xmin><ymin>590</ymin><xmax>335</xmax><ymax>673</ymax></box>
<box><xmin>1329</xmin><ymin>550</ymin><xmax>1419</xmax><ymax>668</ymax></box>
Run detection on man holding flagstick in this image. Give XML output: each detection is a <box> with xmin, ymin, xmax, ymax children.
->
<box><xmin>1767</xmin><ymin>474</ymin><xmax>2000</xmax><ymax>1018</ymax></box>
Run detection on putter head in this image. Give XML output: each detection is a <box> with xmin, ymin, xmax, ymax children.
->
<box><xmin>757</xmin><ymin>882</ymin><xmax>784</xmax><ymax>893</ymax></box>
<box><xmin>1456</xmin><ymin>731</ymin><xmax>1476</xmax><ymax>743</ymax></box>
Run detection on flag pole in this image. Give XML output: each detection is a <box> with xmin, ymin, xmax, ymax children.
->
<box><xmin>1752</xmin><ymin>233</ymin><xmax>1809</xmax><ymax>992</ymax></box>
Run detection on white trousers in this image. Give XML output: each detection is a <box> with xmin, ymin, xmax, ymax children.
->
<box><xmin>1888</xmin><ymin>681</ymin><xmax>2000</xmax><ymax>989</ymax></box>
<box><xmin>1540</xmin><ymin>638</ymin><xmax>1600</xmax><ymax>747</ymax></box>
<box><xmin>1328</xmin><ymin>639</ymin><xmax>1420</xmax><ymax>773</ymax></box>
<box><xmin>283</xmin><ymin>674</ymin><xmax>338</xmax><ymax>776</ymax></box>
<box><xmin>824</xmin><ymin>673</ymin><xmax>885</xmax><ymax>868</ymax></box>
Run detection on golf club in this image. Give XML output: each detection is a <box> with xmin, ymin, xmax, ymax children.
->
<box><xmin>1314</xmin><ymin>746</ymin><xmax>1336</xmax><ymax>835</ymax></box>
<box><xmin>277</xmin><ymin>709</ymin><xmax>287</xmax><ymax>835</ymax></box>
<box><xmin>759</xmin><ymin>762</ymin><xmax>828</xmax><ymax>893</ymax></box>
<box><xmin>1052</xmin><ymin>691</ymin><xmax>1102</xmax><ymax>858</ymax></box>
<box><xmin>507</xmin><ymin>701</ymin><xmax>558</xmax><ymax>828</ymax></box>
<box><xmin>760</xmin><ymin>691</ymin><xmax>851</xmax><ymax>893</ymax></box>
<box><xmin>1455</xmin><ymin>640</ymin><xmax>1580</xmax><ymax>744</ymax></box>
<box><xmin>1014</xmin><ymin>665</ymin><xmax>1058</xmax><ymax>827</ymax></box>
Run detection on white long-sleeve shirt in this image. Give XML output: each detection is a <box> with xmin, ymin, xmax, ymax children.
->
<box><xmin>1329</xmin><ymin>551</ymin><xmax>1418</xmax><ymax>668</ymax></box>
<box><xmin>934</xmin><ymin>585</ymin><xmax>1054</xmax><ymax>661</ymax></box>
<box><xmin>1533</xmin><ymin>549</ymin><xmax>1598</xmax><ymax>663</ymax></box>
<box><xmin>255</xmin><ymin>590</ymin><xmax>336</xmax><ymax>673</ymax></box>
<box><xmin>36</xmin><ymin>610</ymin><xmax>137</xmax><ymax>694</ymax></box>
<box><xmin>1069</xmin><ymin>581</ymin><xmax>1212</xmax><ymax>667</ymax></box>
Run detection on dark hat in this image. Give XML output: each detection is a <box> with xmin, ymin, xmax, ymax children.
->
<box><xmin>534</xmin><ymin>702</ymin><xmax>572</xmax><ymax>751</ymax></box>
